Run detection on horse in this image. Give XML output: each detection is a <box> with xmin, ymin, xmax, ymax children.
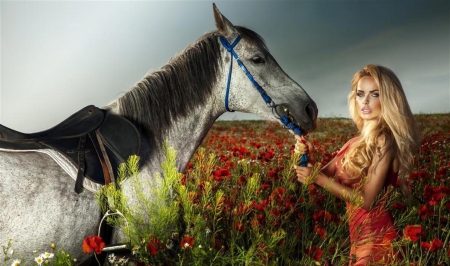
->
<box><xmin>0</xmin><ymin>4</ymin><xmax>317</xmax><ymax>263</ymax></box>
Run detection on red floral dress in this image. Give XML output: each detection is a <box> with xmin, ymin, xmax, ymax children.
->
<box><xmin>334</xmin><ymin>137</ymin><xmax>399</xmax><ymax>265</ymax></box>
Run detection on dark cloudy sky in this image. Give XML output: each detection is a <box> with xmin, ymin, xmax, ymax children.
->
<box><xmin>1</xmin><ymin>1</ymin><xmax>449</xmax><ymax>132</ymax></box>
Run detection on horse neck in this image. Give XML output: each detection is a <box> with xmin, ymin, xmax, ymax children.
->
<box><xmin>145</xmin><ymin>98</ymin><xmax>222</xmax><ymax>174</ymax></box>
<box><xmin>107</xmin><ymin>86</ymin><xmax>224</xmax><ymax>178</ymax></box>
<box><xmin>107</xmin><ymin>32</ymin><xmax>228</xmax><ymax>176</ymax></box>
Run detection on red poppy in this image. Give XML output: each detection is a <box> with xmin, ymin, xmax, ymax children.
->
<box><xmin>392</xmin><ymin>202</ymin><xmax>405</xmax><ymax>211</ymax></box>
<box><xmin>436</xmin><ymin>166</ymin><xmax>448</xmax><ymax>179</ymax></box>
<box><xmin>284</xmin><ymin>196</ymin><xmax>297</xmax><ymax>211</ymax></box>
<box><xmin>304</xmin><ymin>246</ymin><xmax>323</xmax><ymax>261</ymax></box>
<box><xmin>421</xmin><ymin>238</ymin><xmax>444</xmax><ymax>252</ymax></box>
<box><xmin>270</xmin><ymin>208</ymin><xmax>282</xmax><ymax>218</ymax></box>
<box><xmin>314</xmin><ymin>224</ymin><xmax>326</xmax><ymax>239</ymax></box>
<box><xmin>313</xmin><ymin>210</ymin><xmax>332</xmax><ymax>222</ymax></box>
<box><xmin>233</xmin><ymin>221</ymin><xmax>245</xmax><ymax>232</ymax></box>
<box><xmin>180</xmin><ymin>235</ymin><xmax>195</xmax><ymax>249</ymax></box>
<box><xmin>424</xmin><ymin>185</ymin><xmax>446</xmax><ymax>205</ymax></box>
<box><xmin>148</xmin><ymin>236</ymin><xmax>163</xmax><ymax>256</ymax></box>
<box><xmin>403</xmin><ymin>225</ymin><xmax>426</xmax><ymax>242</ymax></box>
<box><xmin>251</xmin><ymin>200</ymin><xmax>268</xmax><ymax>212</ymax></box>
<box><xmin>438</xmin><ymin>166</ymin><xmax>448</xmax><ymax>175</ymax></box>
<box><xmin>238</xmin><ymin>175</ymin><xmax>247</xmax><ymax>185</ymax></box>
<box><xmin>180</xmin><ymin>174</ymin><xmax>187</xmax><ymax>185</ymax></box>
<box><xmin>225</xmin><ymin>161</ymin><xmax>236</xmax><ymax>169</ymax></box>
<box><xmin>214</xmin><ymin>167</ymin><xmax>231</xmax><ymax>181</ymax></box>
<box><xmin>269</xmin><ymin>187</ymin><xmax>286</xmax><ymax>203</ymax></box>
<box><xmin>261</xmin><ymin>180</ymin><xmax>272</xmax><ymax>191</ymax></box>
<box><xmin>235</xmin><ymin>201</ymin><xmax>252</xmax><ymax>217</ymax></box>
<box><xmin>188</xmin><ymin>191</ymin><xmax>200</xmax><ymax>204</ymax></box>
<box><xmin>82</xmin><ymin>236</ymin><xmax>105</xmax><ymax>255</ymax></box>
<box><xmin>418</xmin><ymin>204</ymin><xmax>434</xmax><ymax>220</ymax></box>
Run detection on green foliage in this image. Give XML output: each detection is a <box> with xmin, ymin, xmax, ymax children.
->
<box><xmin>1</xmin><ymin>240</ymin><xmax>74</xmax><ymax>266</ymax></box>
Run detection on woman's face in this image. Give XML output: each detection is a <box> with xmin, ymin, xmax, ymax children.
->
<box><xmin>355</xmin><ymin>76</ymin><xmax>381</xmax><ymax>121</ymax></box>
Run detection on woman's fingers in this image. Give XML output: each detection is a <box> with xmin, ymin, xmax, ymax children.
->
<box><xmin>301</xmin><ymin>136</ymin><xmax>314</xmax><ymax>152</ymax></box>
<box><xmin>294</xmin><ymin>141</ymin><xmax>308</xmax><ymax>154</ymax></box>
<box><xmin>295</xmin><ymin>166</ymin><xmax>312</xmax><ymax>184</ymax></box>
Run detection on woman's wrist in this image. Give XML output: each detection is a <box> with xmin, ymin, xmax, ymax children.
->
<box><xmin>315</xmin><ymin>172</ymin><xmax>329</xmax><ymax>187</ymax></box>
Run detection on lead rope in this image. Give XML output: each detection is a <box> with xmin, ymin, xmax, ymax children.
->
<box><xmin>219</xmin><ymin>35</ymin><xmax>307</xmax><ymax>166</ymax></box>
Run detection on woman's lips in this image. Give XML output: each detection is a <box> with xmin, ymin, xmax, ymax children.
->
<box><xmin>361</xmin><ymin>107</ymin><xmax>371</xmax><ymax>114</ymax></box>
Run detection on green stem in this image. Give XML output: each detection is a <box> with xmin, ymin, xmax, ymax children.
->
<box><xmin>94</xmin><ymin>254</ymin><xmax>101</xmax><ymax>266</ymax></box>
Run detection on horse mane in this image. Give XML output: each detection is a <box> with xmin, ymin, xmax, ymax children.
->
<box><xmin>117</xmin><ymin>26</ymin><xmax>267</xmax><ymax>148</ymax></box>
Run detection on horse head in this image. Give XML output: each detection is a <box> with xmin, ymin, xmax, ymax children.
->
<box><xmin>213</xmin><ymin>4</ymin><xmax>318</xmax><ymax>133</ymax></box>
<box><xmin>115</xmin><ymin>4</ymin><xmax>318</xmax><ymax>169</ymax></box>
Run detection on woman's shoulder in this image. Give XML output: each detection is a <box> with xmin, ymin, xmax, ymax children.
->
<box><xmin>336</xmin><ymin>136</ymin><xmax>360</xmax><ymax>156</ymax></box>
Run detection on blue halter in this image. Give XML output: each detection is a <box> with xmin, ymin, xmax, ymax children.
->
<box><xmin>219</xmin><ymin>35</ymin><xmax>308</xmax><ymax>167</ymax></box>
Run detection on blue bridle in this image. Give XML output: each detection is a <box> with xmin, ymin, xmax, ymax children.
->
<box><xmin>219</xmin><ymin>35</ymin><xmax>308</xmax><ymax>167</ymax></box>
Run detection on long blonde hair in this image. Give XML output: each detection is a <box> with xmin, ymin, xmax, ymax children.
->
<box><xmin>342</xmin><ymin>65</ymin><xmax>420</xmax><ymax>184</ymax></box>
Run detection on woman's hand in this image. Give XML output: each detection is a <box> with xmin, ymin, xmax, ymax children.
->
<box><xmin>293</xmin><ymin>135</ymin><xmax>320</xmax><ymax>185</ymax></box>
<box><xmin>295</xmin><ymin>165</ymin><xmax>313</xmax><ymax>185</ymax></box>
<box><xmin>294</xmin><ymin>135</ymin><xmax>317</xmax><ymax>165</ymax></box>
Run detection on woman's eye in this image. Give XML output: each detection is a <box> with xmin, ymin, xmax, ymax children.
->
<box><xmin>372</xmin><ymin>93</ymin><xmax>379</xmax><ymax>97</ymax></box>
<box><xmin>356</xmin><ymin>92</ymin><xmax>364</xmax><ymax>97</ymax></box>
<box><xmin>251</xmin><ymin>56</ymin><xmax>265</xmax><ymax>64</ymax></box>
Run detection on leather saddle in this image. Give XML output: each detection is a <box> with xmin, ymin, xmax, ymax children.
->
<box><xmin>0</xmin><ymin>105</ymin><xmax>141</xmax><ymax>193</ymax></box>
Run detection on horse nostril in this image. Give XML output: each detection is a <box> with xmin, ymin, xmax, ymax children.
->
<box><xmin>306</xmin><ymin>104</ymin><xmax>315</xmax><ymax>121</ymax></box>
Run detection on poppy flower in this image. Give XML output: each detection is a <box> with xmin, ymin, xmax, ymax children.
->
<box><xmin>214</xmin><ymin>167</ymin><xmax>231</xmax><ymax>181</ymax></box>
<box><xmin>314</xmin><ymin>224</ymin><xmax>327</xmax><ymax>239</ymax></box>
<box><xmin>313</xmin><ymin>210</ymin><xmax>332</xmax><ymax>222</ymax></box>
<box><xmin>82</xmin><ymin>236</ymin><xmax>105</xmax><ymax>254</ymax></box>
<box><xmin>233</xmin><ymin>221</ymin><xmax>245</xmax><ymax>232</ymax></box>
<box><xmin>392</xmin><ymin>202</ymin><xmax>405</xmax><ymax>211</ymax></box>
<box><xmin>148</xmin><ymin>236</ymin><xmax>163</xmax><ymax>256</ymax></box>
<box><xmin>180</xmin><ymin>235</ymin><xmax>195</xmax><ymax>249</ymax></box>
<box><xmin>421</xmin><ymin>238</ymin><xmax>444</xmax><ymax>252</ymax></box>
<box><xmin>304</xmin><ymin>246</ymin><xmax>323</xmax><ymax>261</ymax></box>
<box><xmin>403</xmin><ymin>225</ymin><xmax>426</xmax><ymax>242</ymax></box>
<box><xmin>269</xmin><ymin>187</ymin><xmax>286</xmax><ymax>203</ymax></box>
<box><xmin>418</xmin><ymin>204</ymin><xmax>434</xmax><ymax>220</ymax></box>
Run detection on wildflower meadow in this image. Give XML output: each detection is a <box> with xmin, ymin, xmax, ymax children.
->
<box><xmin>2</xmin><ymin>114</ymin><xmax>449</xmax><ymax>265</ymax></box>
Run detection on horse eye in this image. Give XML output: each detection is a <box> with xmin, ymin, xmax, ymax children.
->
<box><xmin>251</xmin><ymin>56</ymin><xmax>265</xmax><ymax>64</ymax></box>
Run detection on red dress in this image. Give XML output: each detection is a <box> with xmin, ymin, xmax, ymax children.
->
<box><xmin>334</xmin><ymin>138</ymin><xmax>399</xmax><ymax>265</ymax></box>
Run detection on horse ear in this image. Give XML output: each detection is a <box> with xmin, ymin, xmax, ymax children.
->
<box><xmin>213</xmin><ymin>3</ymin><xmax>237</xmax><ymax>38</ymax></box>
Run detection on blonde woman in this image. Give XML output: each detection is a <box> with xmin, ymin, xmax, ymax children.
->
<box><xmin>295</xmin><ymin>64</ymin><xmax>420</xmax><ymax>265</ymax></box>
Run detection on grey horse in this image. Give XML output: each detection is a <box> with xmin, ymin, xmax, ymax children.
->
<box><xmin>0</xmin><ymin>4</ymin><xmax>317</xmax><ymax>263</ymax></box>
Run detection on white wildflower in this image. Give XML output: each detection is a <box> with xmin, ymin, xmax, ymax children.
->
<box><xmin>108</xmin><ymin>253</ymin><xmax>116</xmax><ymax>263</ymax></box>
<box><xmin>118</xmin><ymin>257</ymin><xmax>129</xmax><ymax>265</ymax></box>
<box><xmin>131</xmin><ymin>246</ymin><xmax>138</xmax><ymax>255</ymax></box>
<box><xmin>11</xmin><ymin>259</ymin><xmax>21</xmax><ymax>266</ymax></box>
<box><xmin>42</xmin><ymin>252</ymin><xmax>54</xmax><ymax>259</ymax></box>
<box><xmin>34</xmin><ymin>256</ymin><xmax>44</xmax><ymax>266</ymax></box>
<box><xmin>166</xmin><ymin>239</ymin><xmax>174</xmax><ymax>249</ymax></box>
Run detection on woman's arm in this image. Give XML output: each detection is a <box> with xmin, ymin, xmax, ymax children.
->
<box><xmin>295</xmin><ymin>135</ymin><xmax>353</xmax><ymax>179</ymax></box>
<box><xmin>296</xmin><ymin>143</ymin><xmax>394</xmax><ymax>211</ymax></box>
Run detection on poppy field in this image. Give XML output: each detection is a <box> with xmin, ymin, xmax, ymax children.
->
<box><xmin>3</xmin><ymin>114</ymin><xmax>449</xmax><ymax>266</ymax></box>
<box><xmin>114</xmin><ymin>114</ymin><xmax>450</xmax><ymax>265</ymax></box>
